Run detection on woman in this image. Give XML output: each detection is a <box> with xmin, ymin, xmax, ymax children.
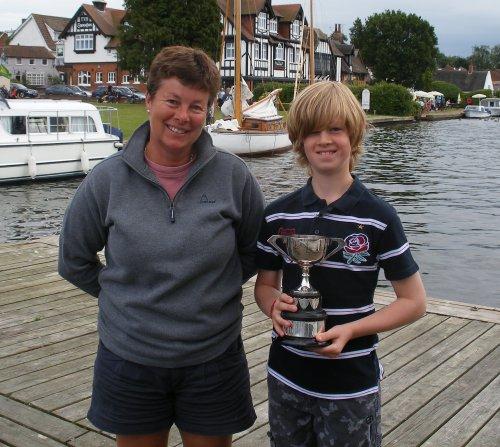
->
<box><xmin>59</xmin><ymin>46</ymin><xmax>263</xmax><ymax>447</ymax></box>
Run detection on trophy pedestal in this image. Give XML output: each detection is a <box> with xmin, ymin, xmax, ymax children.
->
<box><xmin>280</xmin><ymin>309</ymin><xmax>330</xmax><ymax>350</ymax></box>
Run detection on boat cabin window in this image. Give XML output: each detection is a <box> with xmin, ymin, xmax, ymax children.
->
<box><xmin>0</xmin><ymin>116</ymin><xmax>27</xmax><ymax>134</ymax></box>
<box><xmin>70</xmin><ymin>116</ymin><xmax>97</xmax><ymax>133</ymax></box>
<box><xmin>28</xmin><ymin>116</ymin><xmax>48</xmax><ymax>133</ymax></box>
<box><xmin>49</xmin><ymin>116</ymin><xmax>69</xmax><ymax>133</ymax></box>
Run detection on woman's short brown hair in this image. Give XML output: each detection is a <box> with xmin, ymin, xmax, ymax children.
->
<box><xmin>147</xmin><ymin>46</ymin><xmax>221</xmax><ymax>104</ymax></box>
<box><xmin>287</xmin><ymin>81</ymin><xmax>367</xmax><ymax>172</ymax></box>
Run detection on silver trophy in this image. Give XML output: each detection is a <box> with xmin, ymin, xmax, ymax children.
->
<box><xmin>268</xmin><ymin>234</ymin><xmax>345</xmax><ymax>349</ymax></box>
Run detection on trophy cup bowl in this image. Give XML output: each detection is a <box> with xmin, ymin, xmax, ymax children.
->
<box><xmin>267</xmin><ymin>234</ymin><xmax>345</xmax><ymax>349</ymax></box>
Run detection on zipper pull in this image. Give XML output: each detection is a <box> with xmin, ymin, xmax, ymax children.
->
<box><xmin>170</xmin><ymin>203</ymin><xmax>175</xmax><ymax>223</ymax></box>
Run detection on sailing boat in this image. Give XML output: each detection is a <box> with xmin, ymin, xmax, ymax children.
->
<box><xmin>207</xmin><ymin>0</ymin><xmax>292</xmax><ymax>155</ymax></box>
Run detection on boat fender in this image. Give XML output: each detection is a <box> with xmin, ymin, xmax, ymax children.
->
<box><xmin>81</xmin><ymin>149</ymin><xmax>90</xmax><ymax>174</ymax></box>
<box><xmin>28</xmin><ymin>155</ymin><xmax>37</xmax><ymax>179</ymax></box>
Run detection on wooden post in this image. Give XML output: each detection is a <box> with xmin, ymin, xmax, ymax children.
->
<box><xmin>234</xmin><ymin>0</ymin><xmax>242</xmax><ymax>125</ymax></box>
<box><xmin>309</xmin><ymin>0</ymin><xmax>315</xmax><ymax>84</ymax></box>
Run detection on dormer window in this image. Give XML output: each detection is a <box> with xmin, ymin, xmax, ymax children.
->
<box><xmin>257</xmin><ymin>12</ymin><xmax>267</xmax><ymax>31</ymax></box>
<box><xmin>292</xmin><ymin>20</ymin><xmax>300</xmax><ymax>38</ymax></box>
<box><xmin>270</xmin><ymin>19</ymin><xmax>277</xmax><ymax>33</ymax></box>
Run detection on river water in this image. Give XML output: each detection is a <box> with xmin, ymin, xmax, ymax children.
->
<box><xmin>1</xmin><ymin>118</ymin><xmax>499</xmax><ymax>307</ymax></box>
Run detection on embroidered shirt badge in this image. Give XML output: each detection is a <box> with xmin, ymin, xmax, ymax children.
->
<box><xmin>343</xmin><ymin>233</ymin><xmax>370</xmax><ymax>264</ymax></box>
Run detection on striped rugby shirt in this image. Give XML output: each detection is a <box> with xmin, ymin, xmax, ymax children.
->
<box><xmin>256</xmin><ymin>176</ymin><xmax>419</xmax><ymax>399</ymax></box>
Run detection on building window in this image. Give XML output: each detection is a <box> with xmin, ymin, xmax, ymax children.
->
<box><xmin>122</xmin><ymin>74</ymin><xmax>130</xmax><ymax>84</ymax></box>
<box><xmin>270</xmin><ymin>19</ymin><xmax>277</xmax><ymax>34</ymax></box>
<box><xmin>225</xmin><ymin>42</ymin><xmax>235</xmax><ymax>60</ymax></box>
<box><xmin>292</xmin><ymin>20</ymin><xmax>300</xmax><ymax>37</ymax></box>
<box><xmin>133</xmin><ymin>75</ymin><xmax>140</xmax><ymax>84</ymax></box>
<box><xmin>289</xmin><ymin>48</ymin><xmax>294</xmax><ymax>63</ymax></box>
<box><xmin>95</xmin><ymin>72</ymin><xmax>103</xmax><ymax>83</ymax></box>
<box><xmin>257</xmin><ymin>12</ymin><xmax>267</xmax><ymax>31</ymax></box>
<box><xmin>254</xmin><ymin>43</ymin><xmax>261</xmax><ymax>60</ymax></box>
<box><xmin>262</xmin><ymin>43</ymin><xmax>268</xmax><ymax>60</ymax></box>
<box><xmin>42</xmin><ymin>59</ymin><xmax>47</xmax><ymax>65</ymax></box>
<box><xmin>29</xmin><ymin>59</ymin><xmax>35</xmax><ymax>65</ymax></box>
<box><xmin>16</xmin><ymin>58</ymin><xmax>22</xmax><ymax>65</ymax></box>
<box><xmin>74</xmin><ymin>33</ymin><xmax>94</xmax><ymax>51</ymax></box>
<box><xmin>78</xmin><ymin>71</ymin><xmax>91</xmax><ymax>86</ymax></box>
<box><xmin>276</xmin><ymin>43</ymin><xmax>284</xmax><ymax>60</ymax></box>
<box><xmin>26</xmin><ymin>73</ymin><xmax>45</xmax><ymax>86</ymax></box>
<box><xmin>108</xmin><ymin>71</ymin><xmax>116</xmax><ymax>83</ymax></box>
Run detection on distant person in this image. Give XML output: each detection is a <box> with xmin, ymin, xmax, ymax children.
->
<box><xmin>254</xmin><ymin>81</ymin><xmax>426</xmax><ymax>447</ymax></box>
<box><xmin>217</xmin><ymin>87</ymin><xmax>225</xmax><ymax>107</ymax></box>
<box><xmin>59</xmin><ymin>45</ymin><xmax>263</xmax><ymax>447</ymax></box>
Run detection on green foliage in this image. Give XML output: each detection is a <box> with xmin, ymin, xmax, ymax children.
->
<box><xmin>420</xmin><ymin>68</ymin><xmax>433</xmax><ymax>91</ymax></box>
<box><xmin>47</xmin><ymin>75</ymin><xmax>63</xmax><ymax>85</ymax></box>
<box><xmin>346</xmin><ymin>84</ymin><xmax>364</xmax><ymax>101</ymax></box>
<box><xmin>349</xmin><ymin>10</ymin><xmax>438</xmax><ymax>88</ymax></box>
<box><xmin>0</xmin><ymin>65</ymin><xmax>11</xmax><ymax>79</ymax></box>
<box><xmin>436</xmin><ymin>52</ymin><xmax>469</xmax><ymax>69</ymax></box>
<box><xmin>117</xmin><ymin>0</ymin><xmax>222</xmax><ymax>76</ymax></box>
<box><xmin>430</xmin><ymin>80</ymin><xmax>461</xmax><ymax>101</ymax></box>
<box><xmin>470</xmin><ymin>45</ymin><xmax>491</xmax><ymax>70</ymax></box>
<box><xmin>491</xmin><ymin>45</ymin><xmax>500</xmax><ymax>69</ymax></box>
<box><xmin>369</xmin><ymin>82</ymin><xmax>415</xmax><ymax>116</ymax></box>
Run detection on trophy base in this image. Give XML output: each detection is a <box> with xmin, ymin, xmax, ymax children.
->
<box><xmin>280</xmin><ymin>336</ymin><xmax>331</xmax><ymax>350</ymax></box>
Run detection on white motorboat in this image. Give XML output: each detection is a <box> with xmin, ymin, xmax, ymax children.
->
<box><xmin>0</xmin><ymin>98</ymin><xmax>122</xmax><ymax>182</ymax></box>
<box><xmin>479</xmin><ymin>98</ymin><xmax>500</xmax><ymax>117</ymax></box>
<box><xmin>463</xmin><ymin>105</ymin><xmax>491</xmax><ymax>119</ymax></box>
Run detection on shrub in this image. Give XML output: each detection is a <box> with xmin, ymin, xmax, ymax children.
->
<box><xmin>253</xmin><ymin>81</ymin><xmax>307</xmax><ymax>105</ymax></box>
<box><xmin>347</xmin><ymin>84</ymin><xmax>364</xmax><ymax>101</ymax></box>
<box><xmin>369</xmin><ymin>82</ymin><xmax>414</xmax><ymax>116</ymax></box>
<box><xmin>431</xmin><ymin>80</ymin><xmax>462</xmax><ymax>102</ymax></box>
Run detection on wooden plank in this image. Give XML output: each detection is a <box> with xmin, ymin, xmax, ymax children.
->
<box><xmin>464</xmin><ymin>410</ymin><xmax>500</xmax><ymax>447</ymax></box>
<box><xmin>233</xmin><ymin>424</ymin><xmax>270</xmax><ymax>447</ymax></box>
<box><xmin>31</xmin><ymin>381</ymin><xmax>93</xmax><ymax>412</ymax></box>
<box><xmin>0</xmin><ymin>288</ymin><xmax>87</xmax><ymax>314</ymax></box>
<box><xmin>0</xmin><ymin>271</ymin><xmax>64</xmax><ymax>294</ymax></box>
<box><xmin>54</xmin><ymin>397</ymin><xmax>91</xmax><ymax>422</ymax></box>
<box><xmin>0</xmin><ymin>341</ymin><xmax>96</xmax><ymax>382</ymax></box>
<box><xmin>0</xmin><ymin>332</ymin><xmax>97</xmax><ymax>370</ymax></box>
<box><xmin>0</xmin><ymin>416</ymin><xmax>66</xmax><ymax>446</ymax></box>
<box><xmin>382</xmin><ymin>325</ymin><xmax>500</xmax><ymax>435</ymax></box>
<box><xmin>377</xmin><ymin>313</ymin><xmax>447</xmax><ymax>358</ymax></box>
<box><xmin>12</xmin><ymin>368</ymin><xmax>94</xmax><ymax>402</ymax></box>
<box><xmin>0</xmin><ymin>354</ymin><xmax>95</xmax><ymax>394</ymax></box>
<box><xmin>380</xmin><ymin>317</ymin><xmax>469</xmax><ymax>376</ymax></box>
<box><xmin>69</xmin><ymin>431</ymin><xmax>115</xmax><ymax>447</ymax></box>
<box><xmin>0</xmin><ymin>322</ymin><xmax>97</xmax><ymax>358</ymax></box>
<box><xmin>0</xmin><ymin>259</ymin><xmax>57</xmax><ymax>281</ymax></box>
<box><xmin>0</xmin><ymin>280</ymin><xmax>77</xmax><ymax>306</ymax></box>
<box><xmin>0</xmin><ymin>395</ymin><xmax>87</xmax><ymax>442</ymax></box>
<box><xmin>421</xmin><ymin>375</ymin><xmax>500</xmax><ymax>446</ymax></box>
<box><xmin>381</xmin><ymin>320</ymin><xmax>492</xmax><ymax>403</ymax></box>
<box><xmin>382</xmin><ymin>346</ymin><xmax>500</xmax><ymax>446</ymax></box>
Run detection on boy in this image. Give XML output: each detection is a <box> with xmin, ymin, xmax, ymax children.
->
<box><xmin>254</xmin><ymin>81</ymin><xmax>426</xmax><ymax>447</ymax></box>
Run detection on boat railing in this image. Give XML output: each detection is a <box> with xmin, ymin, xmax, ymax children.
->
<box><xmin>96</xmin><ymin>105</ymin><xmax>120</xmax><ymax>137</ymax></box>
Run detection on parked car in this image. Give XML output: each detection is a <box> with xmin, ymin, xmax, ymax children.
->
<box><xmin>93</xmin><ymin>85</ymin><xmax>143</xmax><ymax>103</ymax></box>
<box><xmin>71</xmin><ymin>85</ymin><xmax>92</xmax><ymax>97</ymax></box>
<box><xmin>127</xmin><ymin>86</ymin><xmax>146</xmax><ymax>102</ymax></box>
<box><xmin>10</xmin><ymin>83</ymin><xmax>38</xmax><ymax>98</ymax></box>
<box><xmin>45</xmin><ymin>84</ymin><xmax>87</xmax><ymax>97</ymax></box>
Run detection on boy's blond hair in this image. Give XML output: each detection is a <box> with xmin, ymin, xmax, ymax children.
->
<box><xmin>287</xmin><ymin>81</ymin><xmax>367</xmax><ymax>172</ymax></box>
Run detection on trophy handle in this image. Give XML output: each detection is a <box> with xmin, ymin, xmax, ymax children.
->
<box><xmin>267</xmin><ymin>235</ymin><xmax>293</xmax><ymax>263</ymax></box>
<box><xmin>323</xmin><ymin>238</ymin><xmax>345</xmax><ymax>261</ymax></box>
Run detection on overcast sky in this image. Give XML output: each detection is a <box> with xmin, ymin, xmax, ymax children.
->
<box><xmin>2</xmin><ymin>0</ymin><xmax>499</xmax><ymax>57</ymax></box>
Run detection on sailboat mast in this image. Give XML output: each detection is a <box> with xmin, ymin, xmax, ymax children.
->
<box><xmin>308</xmin><ymin>0</ymin><xmax>315</xmax><ymax>84</ymax></box>
<box><xmin>234</xmin><ymin>0</ymin><xmax>242</xmax><ymax>125</ymax></box>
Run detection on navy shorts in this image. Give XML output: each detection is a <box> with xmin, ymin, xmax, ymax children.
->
<box><xmin>87</xmin><ymin>337</ymin><xmax>256</xmax><ymax>436</ymax></box>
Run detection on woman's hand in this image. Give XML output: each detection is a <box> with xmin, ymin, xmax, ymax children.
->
<box><xmin>314</xmin><ymin>324</ymin><xmax>354</xmax><ymax>358</ymax></box>
<box><xmin>271</xmin><ymin>293</ymin><xmax>297</xmax><ymax>337</ymax></box>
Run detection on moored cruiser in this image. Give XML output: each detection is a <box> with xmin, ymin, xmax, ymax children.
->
<box><xmin>0</xmin><ymin>98</ymin><xmax>122</xmax><ymax>183</ymax></box>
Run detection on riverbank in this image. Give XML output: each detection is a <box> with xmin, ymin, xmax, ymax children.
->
<box><xmin>366</xmin><ymin>108</ymin><xmax>464</xmax><ymax>126</ymax></box>
<box><xmin>0</xmin><ymin>236</ymin><xmax>498</xmax><ymax>446</ymax></box>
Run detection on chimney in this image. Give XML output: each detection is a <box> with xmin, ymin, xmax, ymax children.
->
<box><xmin>332</xmin><ymin>24</ymin><xmax>343</xmax><ymax>43</ymax></box>
<box><xmin>92</xmin><ymin>1</ymin><xmax>107</xmax><ymax>11</ymax></box>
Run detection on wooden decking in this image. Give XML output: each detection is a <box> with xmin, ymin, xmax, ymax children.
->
<box><xmin>0</xmin><ymin>237</ymin><xmax>498</xmax><ymax>447</ymax></box>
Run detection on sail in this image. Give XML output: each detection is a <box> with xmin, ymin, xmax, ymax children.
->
<box><xmin>221</xmin><ymin>77</ymin><xmax>253</xmax><ymax>117</ymax></box>
<box><xmin>243</xmin><ymin>89</ymin><xmax>282</xmax><ymax>119</ymax></box>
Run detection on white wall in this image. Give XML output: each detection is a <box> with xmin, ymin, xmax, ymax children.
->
<box><xmin>9</xmin><ymin>18</ymin><xmax>47</xmax><ymax>48</ymax></box>
<box><xmin>63</xmin><ymin>35</ymin><xmax>117</xmax><ymax>63</ymax></box>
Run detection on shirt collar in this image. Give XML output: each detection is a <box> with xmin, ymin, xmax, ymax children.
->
<box><xmin>301</xmin><ymin>175</ymin><xmax>365</xmax><ymax>213</ymax></box>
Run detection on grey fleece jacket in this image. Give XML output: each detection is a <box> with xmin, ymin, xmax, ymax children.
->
<box><xmin>58</xmin><ymin>121</ymin><xmax>265</xmax><ymax>368</ymax></box>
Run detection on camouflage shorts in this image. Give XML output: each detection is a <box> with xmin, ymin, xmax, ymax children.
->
<box><xmin>267</xmin><ymin>374</ymin><xmax>381</xmax><ymax>447</ymax></box>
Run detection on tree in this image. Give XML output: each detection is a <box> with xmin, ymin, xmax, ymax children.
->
<box><xmin>470</xmin><ymin>45</ymin><xmax>491</xmax><ymax>69</ymax></box>
<box><xmin>117</xmin><ymin>0</ymin><xmax>222</xmax><ymax>76</ymax></box>
<box><xmin>349</xmin><ymin>10</ymin><xmax>438</xmax><ymax>88</ymax></box>
<box><xmin>490</xmin><ymin>44</ymin><xmax>500</xmax><ymax>68</ymax></box>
